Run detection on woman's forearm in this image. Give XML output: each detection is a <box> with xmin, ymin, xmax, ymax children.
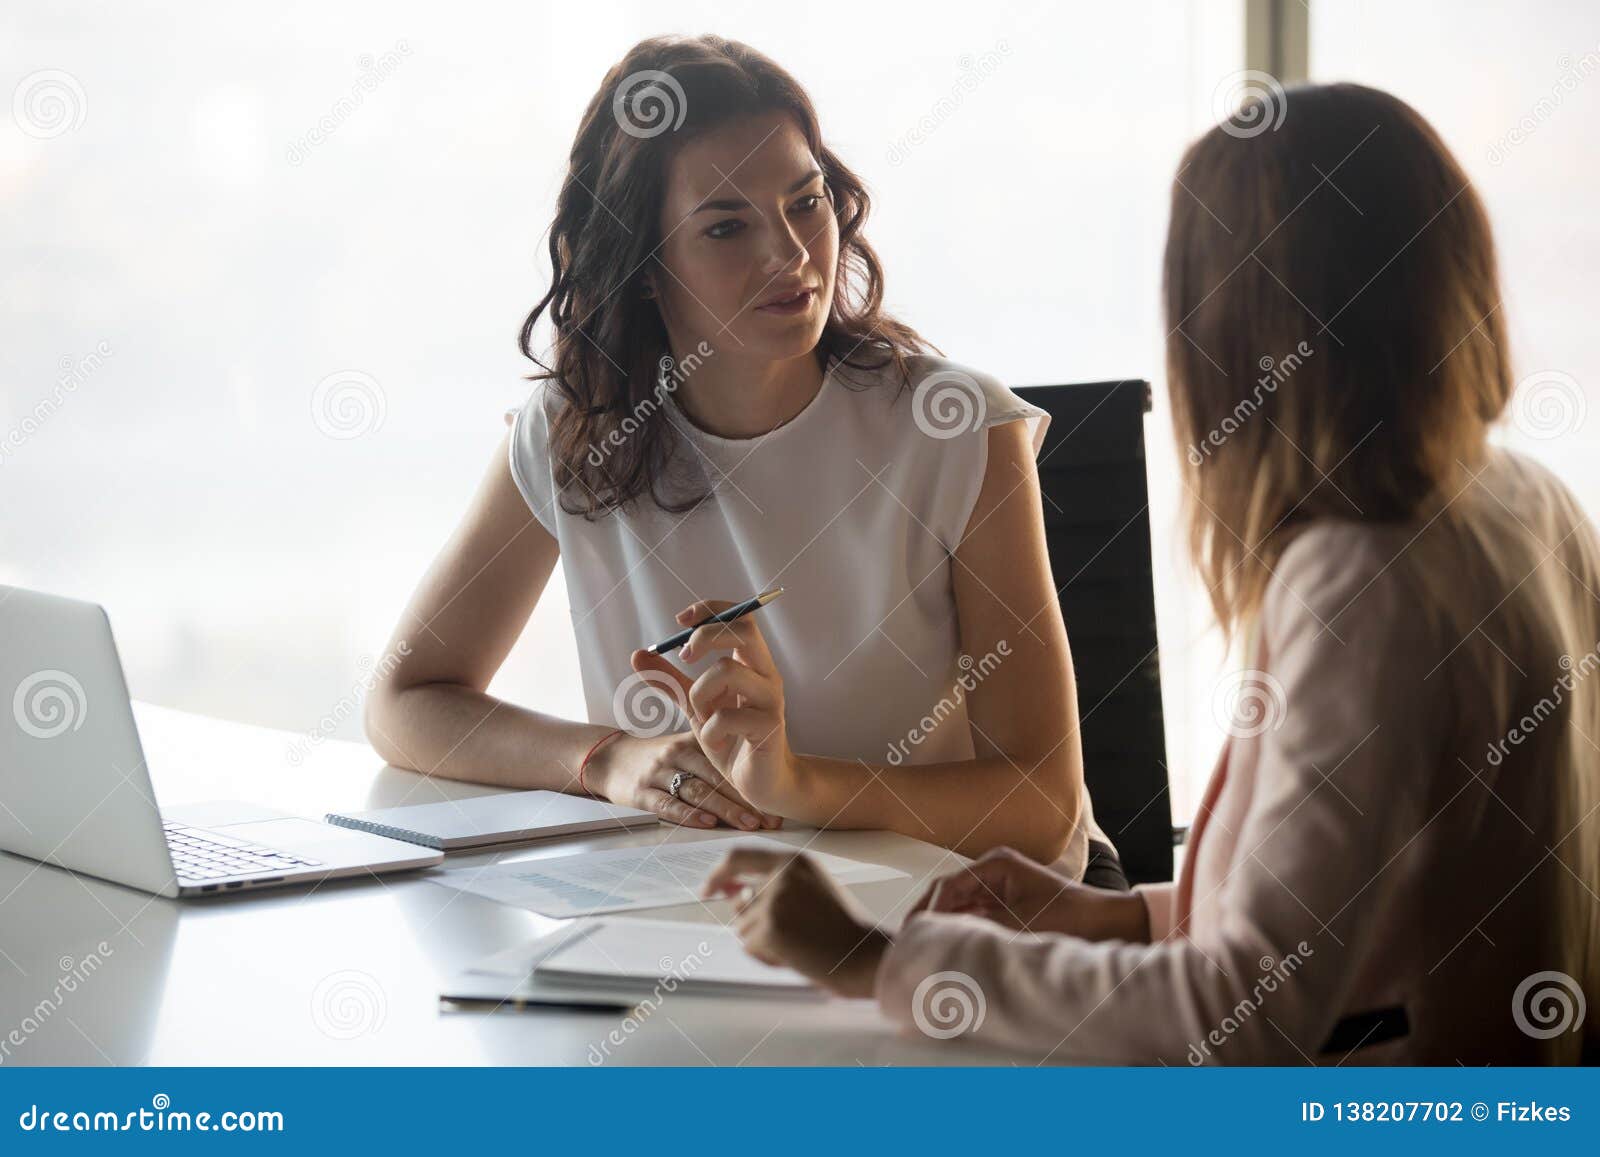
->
<box><xmin>783</xmin><ymin>751</ymin><xmax>1081</xmax><ymax>863</ymax></box>
<box><xmin>364</xmin><ymin>681</ymin><xmax>614</xmax><ymax>792</ymax></box>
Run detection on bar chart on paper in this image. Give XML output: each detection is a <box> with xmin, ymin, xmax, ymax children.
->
<box><xmin>427</xmin><ymin>836</ymin><xmax>907</xmax><ymax>918</ymax></box>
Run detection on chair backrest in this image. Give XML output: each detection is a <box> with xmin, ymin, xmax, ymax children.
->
<box><xmin>1015</xmin><ymin>380</ymin><xmax>1173</xmax><ymax>885</ymax></box>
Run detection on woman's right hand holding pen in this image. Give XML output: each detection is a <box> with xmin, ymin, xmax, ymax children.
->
<box><xmin>627</xmin><ymin>598</ymin><xmax>802</xmax><ymax>817</ymax></box>
<box><xmin>582</xmin><ymin>729</ymin><xmax>778</xmax><ymax>832</ymax></box>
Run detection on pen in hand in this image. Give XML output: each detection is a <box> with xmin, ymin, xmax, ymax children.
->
<box><xmin>645</xmin><ymin>587</ymin><xmax>786</xmax><ymax>655</ymax></box>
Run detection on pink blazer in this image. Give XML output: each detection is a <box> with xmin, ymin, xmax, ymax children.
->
<box><xmin>876</xmin><ymin>451</ymin><xmax>1600</xmax><ymax>1064</ymax></box>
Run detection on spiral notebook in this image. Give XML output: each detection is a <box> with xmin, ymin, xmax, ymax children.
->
<box><xmin>325</xmin><ymin>790</ymin><xmax>656</xmax><ymax>851</ymax></box>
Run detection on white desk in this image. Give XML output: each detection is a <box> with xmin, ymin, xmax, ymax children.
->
<box><xmin>0</xmin><ymin>702</ymin><xmax>1032</xmax><ymax>1066</ymax></box>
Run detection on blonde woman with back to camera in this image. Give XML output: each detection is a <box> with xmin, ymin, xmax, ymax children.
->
<box><xmin>704</xmin><ymin>83</ymin><xmax>1600</xmax><ymax>1065</ymax></box>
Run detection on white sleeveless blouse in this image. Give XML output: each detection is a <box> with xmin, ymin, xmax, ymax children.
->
<box><xmin>507</xmin><ymin>352</ymin><xmax>1094</xmax><ymax>877</ymax></box>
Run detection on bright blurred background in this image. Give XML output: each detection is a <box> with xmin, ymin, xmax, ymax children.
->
<box><xmin>3</xmin><ymin>1</ymin><xmax>1595</xmax><ymax>821</ymax></box>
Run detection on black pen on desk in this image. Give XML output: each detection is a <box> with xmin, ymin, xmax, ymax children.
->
<box><xmin>440</xmin><ymin>995</ymin><xmax>634</xmax><ymax>1014</ymax></box>
<box><xmin>645</xmin><ymin>587</ymin><xmax>786</xmax><ymax>655</ymax></box>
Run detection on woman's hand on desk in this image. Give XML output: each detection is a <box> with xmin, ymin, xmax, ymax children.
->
<box><xmin>907</xmin><ymin>847</ymin><xmax>1151</xmax><ymax>942</ymax></box>
<box><xmin>584</xmin><ymin>730</ymin><xmax>777</xmax><ymax>832</ymax></box>
<box><xmin>629</xmin><ymin>597</ymin><xmax>803</xmax><ymax>815</ymax></box>
<box><xmin>702</xmin><ymin>847</ymin><xmax>890</xmax><ymax>999</ymax></box>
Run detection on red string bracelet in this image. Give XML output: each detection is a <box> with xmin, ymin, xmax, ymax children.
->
<box><xmin>578</xmin><ymin>728</ymin><xmax>623</xmax><ymax>799</ymax></box>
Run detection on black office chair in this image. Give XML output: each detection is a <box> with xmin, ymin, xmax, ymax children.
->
<box><xmin>1015</xmin><ymin>380</ymin><xmax>1174</xmax><ymax>885</ymax></box>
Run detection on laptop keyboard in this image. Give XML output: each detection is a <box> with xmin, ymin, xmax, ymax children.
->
<box><xmin>164</xmin><ymin>820</ymin><xmax>323</xmax><ymax>883</ymax></box>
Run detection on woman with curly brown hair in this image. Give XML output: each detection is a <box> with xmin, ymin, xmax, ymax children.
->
<box><xmin>366</xmin><ymin>35</ymin><xmax>1115</xmax><ymax>881</ymax></box>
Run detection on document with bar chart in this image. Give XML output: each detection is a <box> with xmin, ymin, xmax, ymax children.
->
<box><xmin>426</xmin><ymin>836</ymin><xmax>906</xmax><ymax>918</ymax></box>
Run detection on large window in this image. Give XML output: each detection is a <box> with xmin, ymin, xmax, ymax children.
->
<box><xmin>1310</xmin><ymin>1</ymin><xmax>1599</xmax><ymax>511</ymax></box>
<box><xmin>15</xmin><ymin>2</ymin><xmax>1592</xmax><ymax>822</ymax></box>
<box><xmin>3</xmin><ymin>2</ymin><xmax>1240</xmax><ymax>816</ymax></box>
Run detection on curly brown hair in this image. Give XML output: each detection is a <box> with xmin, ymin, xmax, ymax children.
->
<box><xmin>518</xmin><ymin>34</ymin><xmax>930</xmax><ymax>519</ymax></box>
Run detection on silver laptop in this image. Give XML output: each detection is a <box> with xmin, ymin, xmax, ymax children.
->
<box><xmin>0</xmin><ymin>584</ymin><xmax>443</xmax><ymax>897</ymax></box>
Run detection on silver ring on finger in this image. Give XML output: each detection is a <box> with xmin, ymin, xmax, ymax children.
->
<box><xmin>668</xmin><ymin>770</ymin><xmax>695</xmax><ymax>800</ymax></box>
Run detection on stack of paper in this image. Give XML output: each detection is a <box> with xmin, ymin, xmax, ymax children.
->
<box><xmin>441</xmin><ymin>916</ymin><xmax>824</xmax><ymax>1008</ymax></box>
<box><xmin>533</xmin><ymin>917</ymin><xmax>818</xmax><ymax>997</ymax></box>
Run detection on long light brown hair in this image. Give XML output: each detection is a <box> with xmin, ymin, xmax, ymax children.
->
<box><xmin>1163</xmin><ymin>83</ymin><xmax>1510</xmax><ymax>635</ymax></box>
<box><xmin>519</xmin><ymin>35</ymin><xmax>927</xmax><ymax>519</ymax></box>
<box><xmin>1168</xmin><ymin>84</ymin><xmax>1600</xmax><ymax>1058</ymax></box>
